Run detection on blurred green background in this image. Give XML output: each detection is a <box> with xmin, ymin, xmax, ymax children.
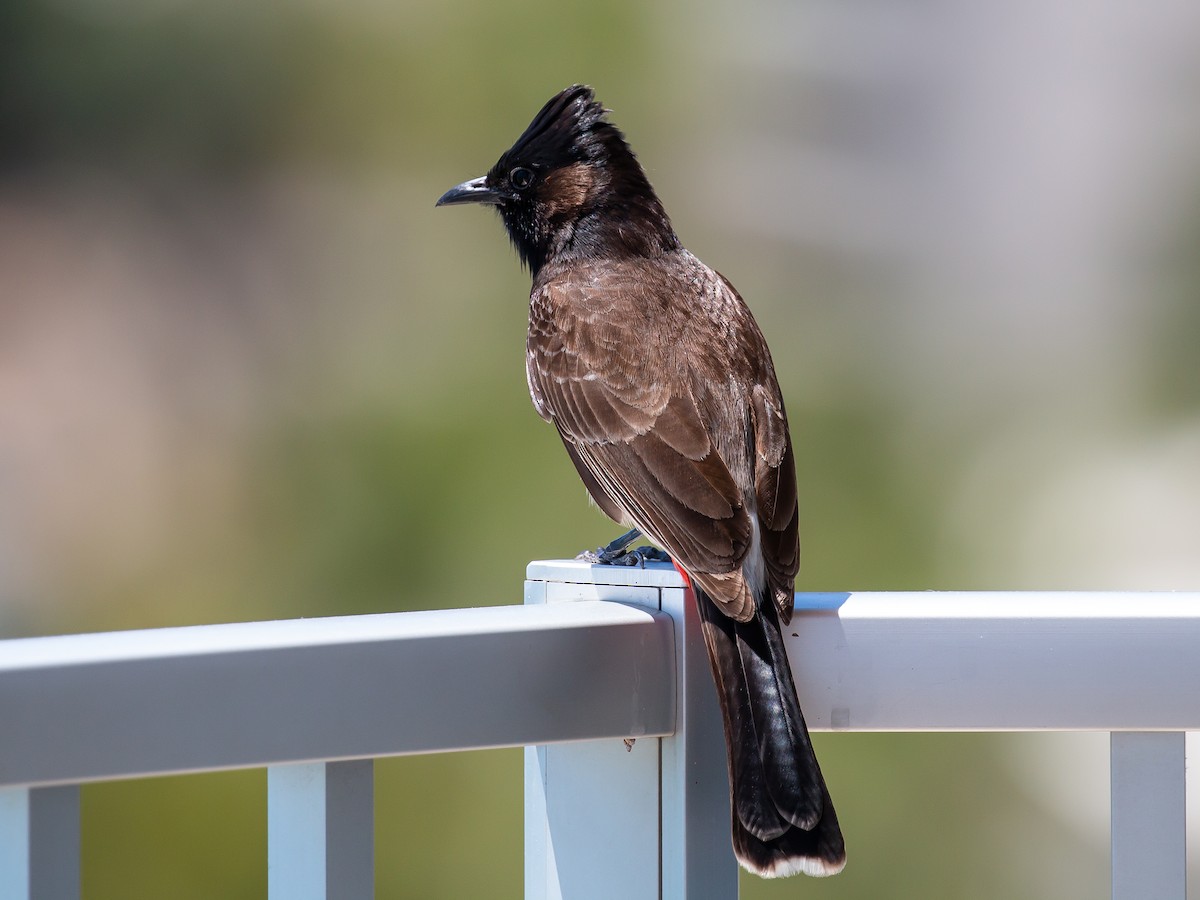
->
<box><xmin>2</xmin><ymin>0</ymin><xmax>1198</xmax><ymax>896</ymax></box>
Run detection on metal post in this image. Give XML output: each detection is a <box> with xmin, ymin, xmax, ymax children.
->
<box><xmin>524</xmin><ymin>562</ymin><xmax>736</xmax><ymax>899</ymax></box>
<box><xmin>523</xmin><ymin>572</ymin><xmax>670</xmax><ymax>900</ymax></box>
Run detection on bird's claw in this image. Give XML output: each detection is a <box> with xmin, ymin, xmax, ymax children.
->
<box><xmin>576</xmin><ymin>527</ymin><xmax>671</xmax><ymax>568</ymax></box>
<box><xmin>576</xmin><ymin>544</ymin><xmax>671</xmax><ymax>568</ymax></box>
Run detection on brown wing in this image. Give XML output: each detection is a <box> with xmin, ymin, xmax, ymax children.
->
<box><xmin>714</xmin><ymin>267</ymin><xmax>799</xmax><ymax>623</ymax></box>
<box><xmin>527</xmin><ymin>255</ymin><xmax>795</xmax><ymax>622</ymax></box>
<box><xmin>751</xmin><ymin>378</ymin><xmax>800</xmax><ymax>623</ymax></box>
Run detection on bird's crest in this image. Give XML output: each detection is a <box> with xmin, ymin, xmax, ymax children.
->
<box><xmin>494</xmin><ymin>85</ymin><xmax>622</xmax><ymax>173</ymax></box>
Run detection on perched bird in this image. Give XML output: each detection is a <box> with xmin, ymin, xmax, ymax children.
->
<box><xmin>437</xmin><ymin>85</ymin><xmax>845</xmax><ymax>878</ymax></box>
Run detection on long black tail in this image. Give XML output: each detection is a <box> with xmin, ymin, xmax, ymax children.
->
<box><xmin>695</xmin><ymin>586</ymin><xmax>846</xmax><ymax>877</ymax></box>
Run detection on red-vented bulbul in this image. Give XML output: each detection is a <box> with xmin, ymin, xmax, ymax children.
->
<box><xmin>437</xmin><ymin>85</ymin><xmax>845</xmax><ymax>878</ymax></box>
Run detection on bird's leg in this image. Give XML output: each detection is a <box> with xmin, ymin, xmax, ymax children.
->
<box><xmin>576</xmin><ymin>527</ymin><xmax>671</xmax><ymax>567</ymax></box>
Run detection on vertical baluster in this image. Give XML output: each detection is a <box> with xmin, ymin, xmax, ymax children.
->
<box><xmin>268</xmin><ymin>761</ymin><xmax>373</xmax><ymax>900</ymax></box>
<box><xmin>0</xmin><ymin>785</ymin><xmax>80</xmax><ymax>900</ymax></box>
<box><xmin>1110</xmin><ymin>732</ymin><xmax>1186</xmax><ymax>900</ymax></box>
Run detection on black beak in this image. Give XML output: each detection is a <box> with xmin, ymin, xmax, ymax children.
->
<box><xmin>436</xmin><ymin>175</ymin><xmax>505</xmax><ymax>208</ymax></box>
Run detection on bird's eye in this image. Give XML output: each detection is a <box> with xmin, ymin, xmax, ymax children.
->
<box><xmin>509</xmin><ymin>167</ymin><xmax>535</xmax><ymax>190</ymax></box>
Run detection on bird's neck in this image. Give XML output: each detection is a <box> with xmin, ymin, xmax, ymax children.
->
<box><xmin>567</xmin><ymin>193</ymin><xmax>681</xmax><ymax>261</ymax></box>
<box><xmin>512</xmin><ymin>191</ymin><xmax>681</xmax><ymax>279</ymax></box>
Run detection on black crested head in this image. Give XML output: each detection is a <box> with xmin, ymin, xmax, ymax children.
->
<box><xmin>436</xmin><ymin>85</ymin><xmax>680</xmax><ymax>276</ymax></box>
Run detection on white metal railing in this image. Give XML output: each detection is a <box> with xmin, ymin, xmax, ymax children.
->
<box><xmin>1</xmin><ymin>560</ymin><xmax>1196</xmax><ymax>899</ymax></box>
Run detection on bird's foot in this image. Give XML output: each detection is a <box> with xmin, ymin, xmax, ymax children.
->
<box><xmin>575</xmin><ymin>528</ymin><xmax>671</xmax><ymax>568</ymax></box>
<box><xmin>592</xmin><ymin>545</ymin><xmax>671</xmax><ymax>567</ymax></box>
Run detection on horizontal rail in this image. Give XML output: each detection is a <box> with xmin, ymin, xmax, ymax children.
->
<box><xmin>0</xmin><ymin>602</ymin><xmax>675</xmax><ymax>789</ymax></box>
<box><xmin>787</xmin><ymin>588</ymin><xmax>1200</xmax><ymax>731</ymax></box>
<box><xmin>1</xmin><ymin>560</ymin><xmax>1194</xmax><ymax>899</ymax></box>
<box><xmin>4</xmin><ymin>560</ymin><xmax>1198</xmax><ymax>791</ymax></box>
<box><xmin>531</xmin><ymin>560</ymin><xmax>1200</xmax><ymax>732</ymax></box>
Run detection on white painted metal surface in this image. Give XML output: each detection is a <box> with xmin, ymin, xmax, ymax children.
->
<box><xmin>657</xmin><ymin>582</ymin><xmax>739</xmax><ymax>900</ymax></box>
<box><xmin>787</xmin><ymin>588</ymin><xmax>1200</xmax><ymax>731</ymax></box>
<box><xmin>0</xmin><ymin>786</ymin><xmax>78</xmax><ymax>900</ymax></box>
<box><xmin>525</xmin><ymin>561</ymin><xmax>1196</xmax><ymax>900</ymax></box>
<box><xmin>523</xmin><ymin>573</ymin><xmax>667</xmax><ymax>900</ymax></box>
<box><xmin>268</xmin><ymin>761</ymin><xmax>374</xmax><ymax>900</ymax></box>
<box><xmin>528</xmin><ymin>562</ymin><xmax>1200</xmax><ymax>732</ymax></box>
<box><xmin>0</xmin><ymin>601</ymin><xmax>675</xmax><ymax>788</ymax></box>
<box><xmin>0</xmin><ymin>558</ymin><xmax>1193</xmax><ymax>899</ymax></box>
<box><xmin>1110</xmin><ymin>733</ymin><xmax>1186</xmax><ymax>900</ymax></box>
<box><xmin>523</xmin><ymin>571</ymin><xmax>735</xmax><ymax>900</ymax></box>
